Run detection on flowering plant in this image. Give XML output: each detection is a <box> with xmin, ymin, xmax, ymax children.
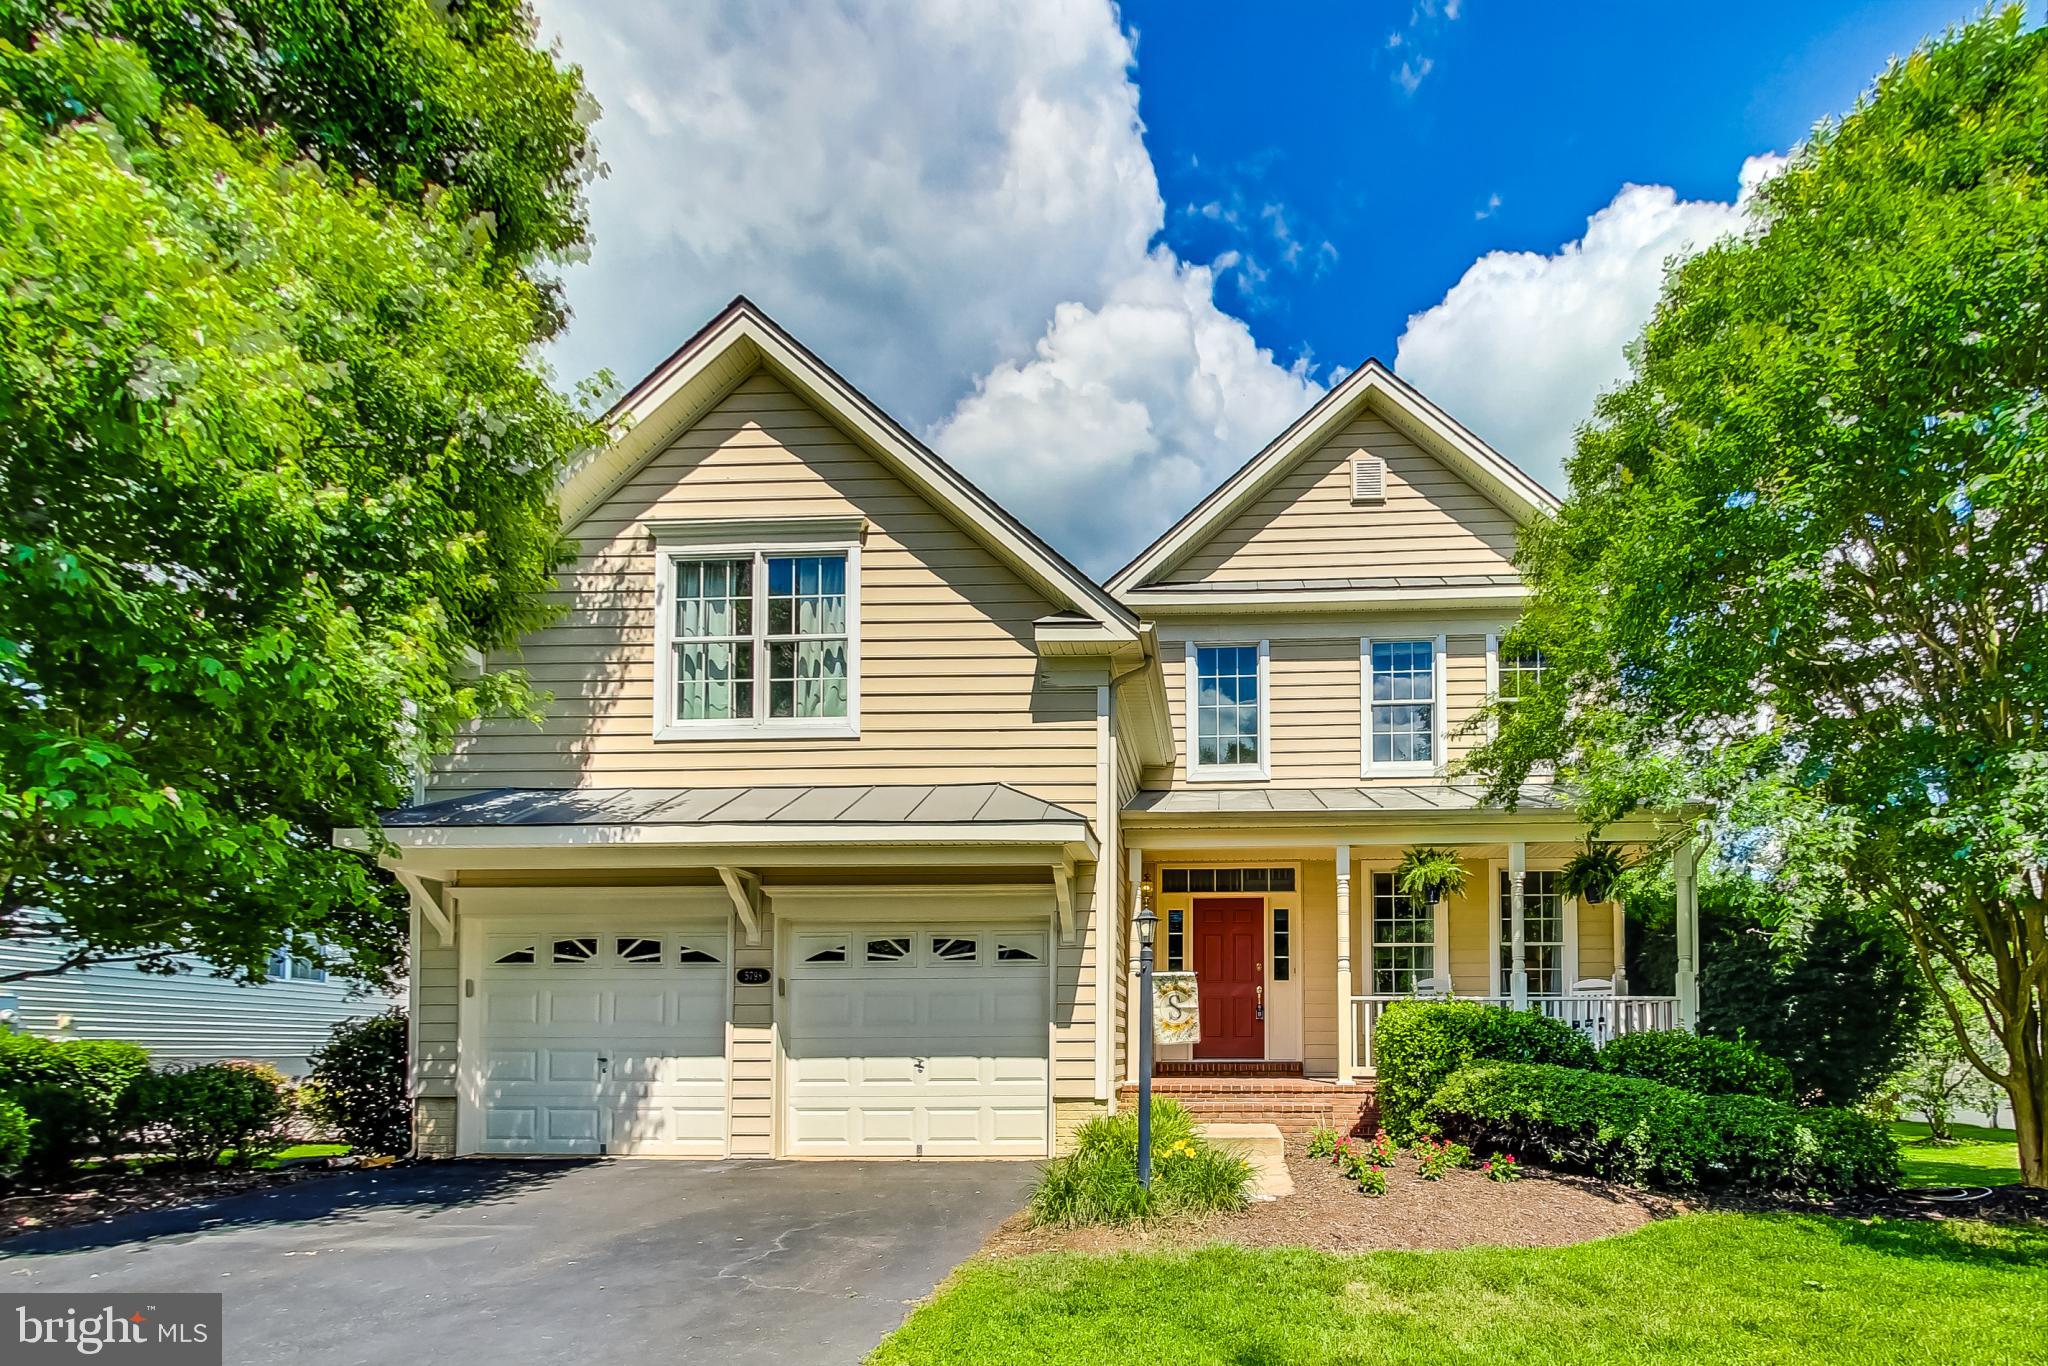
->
<box><xmin>1481</xmin><ymin>1151</ymin><xmax>1522</xmax><ymax>1183</ymax></box>
<box><xmin>1411</xmin><ymin>1135</ymin><xmax>1472</xmax><ymax>1181</ymax></box>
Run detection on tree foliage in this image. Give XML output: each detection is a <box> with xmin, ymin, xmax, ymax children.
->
<box><xmin>1467</xmin><ymin>11</ymin><xmax>2048</xmax><ymax>1185</ymax></box>
<box><xmin>0</xmin><ymin>3</ymin><xmax>603</xmax><ymax>984</ymax></box>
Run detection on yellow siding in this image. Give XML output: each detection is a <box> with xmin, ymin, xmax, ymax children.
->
<box><xmin>1577</xmin><ymin>897</ymin><xmax>1617</xmax><ymax>981</ymax></box>
<box><xmin>1302</xmin><ymin>858</ymin><xmax>1339</xmax><ymax>1077</ymax></box>
<box><xmin>1155</xmin><ymin>623</ymin><xmax>1500</xmax><ymax>789</ymax></box>
<box><xmin>1159</xmin><ymin>406</ymin><xmax>1521</xmax><ymax>585</ymax></box>
<box><xmin>430</xmin><ymin>369</ymin><xmax>1098</xmax><ymax>818</ymax></box>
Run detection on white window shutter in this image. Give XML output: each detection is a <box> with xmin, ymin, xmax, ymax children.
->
<box><xmin>1351</xmin><ymin>454</ymin><xmax>1387</xmax><ymax>503</ymax></box>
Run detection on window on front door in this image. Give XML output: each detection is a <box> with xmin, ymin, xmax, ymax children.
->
<box><xmin>1499</xmin><ymin>870</ymin><xmax>1566</xmax><ymax>996</ymax></box>
<box><xmin>1370</xmin><ymin>872</ymin><xmax>1436</xmax><ymax>994</ymax></box>
<box><xmin>665</xmin><ymin>549</ymin><xmax>852</xmax><ymax>733</ymax></box>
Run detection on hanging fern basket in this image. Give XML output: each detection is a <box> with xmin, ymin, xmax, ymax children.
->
<box><xmin>1393</xmin><ymin>845</ymin><xmax>1469</xmax><ymax>911</ymax></box>
<box><xmin>1559</xmin><ymin>843</ymin><xmax>1629</xmax><ymax>904</ymax></box>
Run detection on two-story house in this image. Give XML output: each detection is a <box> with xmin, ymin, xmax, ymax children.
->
<box><xmin>347</xmin><ymin>298</ymin><xmax>1700</xmax><ymax>1160</ymax></box>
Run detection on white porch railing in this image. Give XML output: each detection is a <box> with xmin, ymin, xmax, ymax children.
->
<box><xmin>1352</xmin><ymin>992</ymin><xmax>1682</xmax><ymax>1072</ymax></box>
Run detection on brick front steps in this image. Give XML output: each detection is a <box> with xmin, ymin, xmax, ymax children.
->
<box><xmin>1117</xmin><ymin>1076</ymin><xmax>1378</xmax><ymax>1138</ymax></box>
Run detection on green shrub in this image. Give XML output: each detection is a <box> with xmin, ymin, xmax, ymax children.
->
<box><xmin>302</xmin><ymin>1011</ymin><xmax>409</xmax><ymax>1155</ymax></box>
<box><xmin>1421</xmin><ymin>1062</ymin><xmax>1900</xmax><ymax>1198</ymax></box>
<box><xmin>0</xmin><ymin>1032</ymin><xmax>151</xmax><ymax>1172</ymax></box>
<box><xmin>1029</xmin><ymin>1100</ymin><xmax>1252</xmax><ymax>1227</ymax></box>
<box><xmin>0</xmin><ymin>1094</ymin><xmax>30</xmax><ymax>1182</ymax></box>
<box><xmin>1355</xmin><ymin>1164</ymin><xmax>1387</xmax><ymax>1196</ymax></box>
<box><xmin>128</xmin><ymin>1062</ymin><xmax>287</xmax><ymax>1167</ymax></box>
<box><xmin>1599</xmin><ymin>1030</ymin><xmax>1794</xmax><ymax>1101</ymax></box>
<box><xmin>1373</xmin><ymin>1000</ymin><xmax>1598</xmax><ymax>1141</ymax></box>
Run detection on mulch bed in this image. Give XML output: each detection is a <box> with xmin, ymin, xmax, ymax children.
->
<box><xmin>1</xmin><ymin>1160</ymin><xmax>354</xmax><ymax>1242</ymax></box>
<box><xmin>982</xmin><ymin>1139</ymin><xmax>2048</xmax><ymax>1258</ymax></box>
<box><xmin>982</xmin><ymin>1141</ymin><xmax>1683</xmax><ymax>1257</ymax></box>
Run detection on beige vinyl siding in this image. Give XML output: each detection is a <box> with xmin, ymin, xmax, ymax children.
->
<box><xmin>1575</xmin><ymin>898</ymin><xmax>1616</xmax><ymax>981</ymax></box>
<box><xmin>1159</xmin><ymin>406</ymin><xmax>1521</xmax><ymax>585</ymax></box>
<box><xmin>1055</xmin><ymin>865</ymin><xmax>1101</xmax><ymax>1100</ymax></box>
<box><xmin>730</xmin><ymin>908</ymin><xmax>776</xmax><ymax>1157</ymax></box>
<box><xmin>1301</xmin><ymin>858</ymin><xmax>1339</xmax><ymax>1077</ymax></box>
<box><xmin>411</xmin><ymin>905</ymin><xmax>458</xmax><ymax>1157</ymax></box>
<box><xmin>430</xmin><ymin>369</ymin><xmax>1098</xmax><ymax>818</ymax></box>
<box><xmin>1156</xmin><ymin>624</ymin><xmax>1496</xmax><ymax>789</ymax></box>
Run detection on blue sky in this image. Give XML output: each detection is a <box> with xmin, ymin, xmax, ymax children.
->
<box><xmin>1127</xmin><ymin>0</ymin><xmax>1983</xmax><ymax>373</ymax></box>
<box><xmin>538</xmin><ymin>0</ymin><xmax>1997</xmax><ymax>570</ymax></box>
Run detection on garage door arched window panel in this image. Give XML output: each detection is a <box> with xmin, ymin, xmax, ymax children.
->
<box><xmin>490</xmin><ymin>938</ymin><xmax>538</xmax><ymax>966</ymax></box>
<box><xmin>930</xmin><ymin>934</ymin><xmax>979</xmax><ymax>964</ymax></box>
<box><xmin>994</xmin><ymin>934</ymin><xmax>1044</xmax><ymax>964</ymax></box>
<box><xmin>864</xmin><ymin>935</ymin><xmax>913</xmax><ymax>965</ymax></box>
<box><xmin>615</xmin><ymin>936</ymin><xmax>663</xmax><ymax>965</ymax></box>
<box><xmin>676</xmin><ymin>940</ymin><xmax>723</xmax><ymax>965</ymax></box>
<box><xmin>799</xmin><ymin>935</ymin><xmax>850</xmax><ymax>964</ymax></box>
<box><xmin>551</xmin><ymin>936</ymin><xmax>599</xmax><ymax>965</ymax></box>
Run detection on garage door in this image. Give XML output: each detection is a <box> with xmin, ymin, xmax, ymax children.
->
<box><xmin>784</xmin><ymin>925</ymin><xmax>1050</xmax><ymax>1156</ymax></box>
<box><xmin>472</xmin><ymin>921</ymin><xmax>729</xmax><ymax>1156</ymax></box>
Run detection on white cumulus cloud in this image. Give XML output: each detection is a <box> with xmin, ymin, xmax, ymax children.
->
<box><xmin>932</xmin><ymin>251</ymin><xmax>1322</xmax><ymax>571</ymax></box>
<box><xmin>535</xmin><ymin>0</ymin><xmax>1319</xmax><ymax>570</ymax></box>
<box><xmin>1393</xmin><ymin>154</ymin><xmax>1785</xmax><ymax>494</ymax></box>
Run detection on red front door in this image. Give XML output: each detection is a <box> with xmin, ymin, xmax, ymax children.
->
<box><xmin>1193</xmin><ymin>898</ymin><xmax>1265</xmax><ymax>1058</ymax></box>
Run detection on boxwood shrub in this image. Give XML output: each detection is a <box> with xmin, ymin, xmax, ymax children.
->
<box><xmin>1373</xmin><ymin>1000</ymin><xmax>1597</xmax><ymax>1141</ymax></box>
<box><xmin>0</xmin><ymin>1032</ymin><xmax>151</xmax><ymax>1172</ymax></box>
<box><xmin>1598</xmin><ymin>1029</ymin><xmax>1794</xmax><ymax>1101</ymax></box>
<box><xmin>1421</xmin><ymin>1061</ymin><xmax>1900</xmax><ymax>1198</ymax></box>
<box><xmin>127</xmin><ymin>1061</ymin><xmax>288</xmax><ymax>1167</ymax></box>
<box><xmin>0</xmin><ymin>1094</ymin><xmax>31</xmax><ymax>1182</ymax></box>
<box><xmin>303</xmin><ymin>1011</ymin><xmax>410</xmax><ymax>1156</ymax></box>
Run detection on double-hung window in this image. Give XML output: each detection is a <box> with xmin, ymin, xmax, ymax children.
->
<box><xmin>1496</xmin><ymin>646</ymin><xmax>1547</xmax><ymax>724</ymax></box>
<box><xmin>1186</xmin><ymin>641</ymin><xmax>1268</xmax><ymax>779</ymax></box>
<box><xmin>1363</xmin><ymin>636</ymin><xmax>1443</xmax><ymax>775</ymax></box>
<box><xmin>1499</xmin><ymin>870</ymin><xmax>1566</xmax><ymax>997</ymax></box>
<box><xmin>654</xmin><ymin>522</ymin><xmax>861</xmax><ymax>739</ymax></box>
<box><xmin>1370</xmin><ymin>872</ymin><xmax>1436</xmax><ymax>994</ymax></box>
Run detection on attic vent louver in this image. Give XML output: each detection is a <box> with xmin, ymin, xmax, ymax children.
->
<box><xmin>1351</xmin><ymin>454</ymin><xmax>1387</xmax><ymax>503</ymax></box>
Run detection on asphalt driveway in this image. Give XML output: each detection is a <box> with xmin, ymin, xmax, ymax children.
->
<box><xmin>2</xmin><ymin>1159</ymin><xmax>1039</xmax><ymax>1365</ymax></box>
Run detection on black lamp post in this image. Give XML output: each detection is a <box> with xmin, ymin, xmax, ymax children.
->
<box><xmin>1134</xmin><ymin>886</ymin><xmax>1158</xmax><ymax>1190</ymax></box>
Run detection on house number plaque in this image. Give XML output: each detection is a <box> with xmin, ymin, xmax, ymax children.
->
<box><xmin>735</xmin><ymin>967</ymin><xmax>771</xmax><ymax>986</ymax></box>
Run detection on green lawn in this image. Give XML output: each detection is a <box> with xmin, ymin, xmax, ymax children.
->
<box><xmin>872</xmin><ymin>1215</ymin><xmax>2047</xmax><ymax>1365</ymax></box>
<box><xmin>1890</xmin><ymin>1121</ymin><xmax>2022</xmax><ymax>1187</ymax></box>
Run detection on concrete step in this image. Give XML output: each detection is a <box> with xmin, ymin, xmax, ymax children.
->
<box><xmin>1199</xmin><ymin>1122</ymin><xmax>1292</xmax><ymax>1200</ymax></box>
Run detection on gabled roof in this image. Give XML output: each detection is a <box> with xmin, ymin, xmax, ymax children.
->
<box><xmin>563</xmin><ymin>297</ymin><xmax>1138</xmax><ymax>636</ymax></box>
<box><xmin>1107</xmin><ymin>359</ymin><xmax>1561</xmax><ymax>596</ymax></box>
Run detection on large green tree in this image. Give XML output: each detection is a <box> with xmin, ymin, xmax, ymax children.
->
<box><xmin>0</xmin><ymin>2</ymin><xmax>602</xmax><ymax>985</ymax></box>
<box><xmin>1469</xmin><ymin>10</ymin><xmax>2048</xmax><ymax>1186</ymax></box>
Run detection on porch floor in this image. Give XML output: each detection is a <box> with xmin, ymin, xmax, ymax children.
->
<box><xmin>1118</xmin><ymin>1074</ymin><xmax>1376</xmax><ymax>1138</ymax></box>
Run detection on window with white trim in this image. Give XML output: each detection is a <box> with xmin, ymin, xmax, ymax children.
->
<box><xmin>1370</xmin><ymin>872</ymin><xmax>1436</xmax><ymax>994</ymax></box>
<box><xmin>1188</xmin><ymin>642</ymin><xmax>1266</xmax><ymax>777</ymax></box>
<box><xmin>1498</xmin><ymin>648</ymin><xmax>1547</xmax><ymax>716</ymax></box>
<box><xmin>1366</xmin><ymin>638</ymin><xmax>1438</xmax><ymax>771</ymax></box>
<box><xmin>656</xmin><ymin>536</ymin><xmax>857</xmax><ymax>739</ymax></box>
<box><xmin>1499</xmin><ymin>871</ymin><xmax>1566</xmax><ymax>996</ymax></box>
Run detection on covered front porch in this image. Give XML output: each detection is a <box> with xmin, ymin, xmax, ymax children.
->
<box><xmin>1120</xmin><ymin>788</ymin><xmax>1701</xmax><ymax>1095</ymax></box>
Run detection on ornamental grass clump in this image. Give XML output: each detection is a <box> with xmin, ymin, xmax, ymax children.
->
<box><xmin>1029</xmin><ymin>1099</ymin><xmax>1252</xmax><ymax>1227</ymax></box>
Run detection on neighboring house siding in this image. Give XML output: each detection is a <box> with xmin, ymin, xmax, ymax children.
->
<box><xmin>432</xmin><ymin>369</ymin><xmax>1098</xmax><ymax>821</ymax></box>
<box><xmin>1156</xmin><ymin>621</ymin><xmax>1499</xmax><ymax>788</ymax></box>
<box><xmin>1156</xmin><ymin>405</ymin><xmax>1521</xmax><ymax>585</ymax></box>
<box><xmin>0</xmin><ymin>940</ymin><xmax>393</xmax><ymax>1075</ymax></box>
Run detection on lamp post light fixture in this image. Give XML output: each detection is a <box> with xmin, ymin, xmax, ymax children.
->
<box><xmin>1134</xmin><ymin>885</ymin><xmax>1159</xmax><ymax>1190</ymax></box>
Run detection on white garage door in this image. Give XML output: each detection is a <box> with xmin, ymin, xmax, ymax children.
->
<box><xmin>784</xmin><ymin>924</ymin><xmax>1050</xmax><ymax>1157</ymax></box>
<box><xmin>471</xmin><ymin>921</ymin><xmax>729</xmax><ymax>1156</ymax></box>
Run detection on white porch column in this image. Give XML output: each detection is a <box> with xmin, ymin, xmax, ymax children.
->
<box><xmin>1508</xmin><ymin>840</ymin><xmax>1529</xmax><ymax>1009</ymax></box>
<box><xmin>1125</xmin><ymin>847</ymin><xmax>1144</xmax><ymax>1085</ymax></box>
<box><xmin>1335</xmin><ymin>843</ymin><xmax>1355</xmax><ymax>1083</ymax></box>
<box><xmin>1674</xmin><ymin>839</ymin><xmax>1701</xmax><ymax>1030</ymax></box>
<box><xmin>1612</xmin><ymin>898</ymin><xmax>1629</xmax><ymax>994</ymax></box>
